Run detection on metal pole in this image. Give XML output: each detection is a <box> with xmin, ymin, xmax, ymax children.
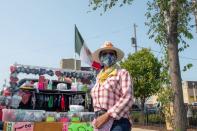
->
<box><xmin>133</xmin><ymin>23</ymin><xmax>137</xmax><ymax>52</ymax></box>
<box><xmin>74</xmin><ymin>25</ymin><xmax>77</xmax><ymax>83</ymax></box>
<box><xmin>192</xmin><ymin>83</ymin><xmax>196</xmax><ymax>102</ymax></box>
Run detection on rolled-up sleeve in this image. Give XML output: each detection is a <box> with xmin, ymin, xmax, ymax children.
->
<box><xmin>107</xmin><ymin>70</ymin><xmax>133</xmax><ymax>119</ymax></box>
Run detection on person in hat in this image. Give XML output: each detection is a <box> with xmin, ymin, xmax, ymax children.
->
<box><xmin>91</xmin><ymin>41</ymin><xmax>133</xmax><ymax>131</ymax></box>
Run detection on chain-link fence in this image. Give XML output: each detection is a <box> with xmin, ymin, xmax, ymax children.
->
<box><xmin>131</xmin><ymin>110</ymin><xmax>165</xmax><ymax>127</ymax></box>
<box><xmin>187</xmin><ymin>105</ymin><xmax>197</xmax><ymax>128</ymax></box>
<box><xmin>132</xmin><ymin>106</ymin><xmax>197</xmax><ymax>130</ymax></box>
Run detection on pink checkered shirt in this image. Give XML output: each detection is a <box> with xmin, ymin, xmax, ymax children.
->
<box><xmin>91</xmin><ymin>69</ymin><xmax>133</xmax><ymax>121</ymax></box>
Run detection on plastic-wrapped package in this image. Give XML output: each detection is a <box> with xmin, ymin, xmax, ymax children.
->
<box><xmin>68</xmin><ymin>122</ymin><xmax>93</xmax><ymax>131</ymax></box>
<box><xmin>23</xmin><ymin>110</ymin><xmax>45</xmax><ymax>122</ymax></box>
<box><xmin>0</xmin><ymin>96</ymin><xmax>6</xmax><ymax>106</ymax></box>
<box><xmin>79</xmin><ymin>112</ymin><xmax>95</xmax><ymax>122</ymax></box>
<box><xmin>58</xmin><ymin>112</ymin><xmax>68</xmax><ymax>119</ymax></box>
<box><xmin>2</xmin><ymin>109</ymin><xmax>17</xmax><ymax>122</ymax></box>
<box><xmin>69</xmin><ymin>105</ymin><xmax>84</xmax><ymax>112</ymax></box>
<box><xmin>2</xmin><ymin>109</ymin><xmax>45</xmax><ymax>122</ymax></box>
<box><xmin>58</xmin><ymin>112</ymin><xmax>73</xmax><ymax>122</ymax></box>
<box><xmin>45</xmin><ymin>112</ymin><xmax>57</xmax><ymax>122</ymax></box>
<box><xmin>66</xmin><ymin>112</ymin><xmax>80</xmax><ymax>122</ymax></box>
<box><xmin>10</xmin><ymin>95</ymin><xmax>22</xmax><ymax>109</ymax></box>
<box><xmin>5</xmin><ymin>96</ymin><xmax>12</xmax><ymax>106</ymax></box>
<box><xmin>57</xmin><ymin>112</ymin><xmax>69</xmax><ymax>122</ymax></box>
<box><xmin>57</xmin><ymin>83</ymin><xmax>67</xmax><ymax>90</ymax></box>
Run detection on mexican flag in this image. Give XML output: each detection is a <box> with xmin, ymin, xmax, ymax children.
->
<box><xmin>75</xmin><ymin>25</ymin><xmax>101</xmax><ymax>70</ymax></box>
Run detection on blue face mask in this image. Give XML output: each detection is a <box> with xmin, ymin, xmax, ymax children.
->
<box><xmin>100</xmin><ymin>53</ymin><xmax>117</xmax><ymax>67</ymax></box>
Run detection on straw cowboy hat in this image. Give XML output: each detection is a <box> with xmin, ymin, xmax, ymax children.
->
<box><xmin>93</xmin><ymin>41</ymin><xmax>124</xmax><ymax>63</ymax></box>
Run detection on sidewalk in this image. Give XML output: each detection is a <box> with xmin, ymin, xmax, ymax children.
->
<box><xmin>132</xmin><ymin>128</ymin><xmax>158</xmax><ymax>131</ymax></box>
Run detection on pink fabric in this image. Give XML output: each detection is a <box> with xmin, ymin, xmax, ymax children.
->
<box><xmin>62</xmin><ymin>123</ymin><xmax>68</xmax><ymax>131</ymax></box>
<box><xmin>14</xmin><ymin>122</ymin><xmax>34</xmax><ymax>131</ymax></box>
<box><xmin>38</xmin><ymin>82</ymin><xmax>44</xmax><ymax>90</ymax></box>
<box><xmin>38</xmin><ymin>76</ymin><xmax>46</xmax><ymax>90</ymax></box>
<box><xmin>0</xmin><ymin>106</ymin><xmax>6</xmax><ymax>121</ymax></box>
<box><xmin>92</xmin><ymin>118</ymin><xmax>114</xmax><ymax>131</ymax></box>
<box><xmin>59</xmin><ymin>117</ymin><xmax>69</xmax><ymax>122</ymax></box>
<box><xmin>18</xmin><ymin>91</ymin><xmax>31</xmax><ymax>105</ymax></box>
<box><xmin>10</xmin><ymin>66</ymin><xmax>17</xmax><ymax>73</ymax></box>
<box><xmin>91</xmin><ymin>69</ymin><xmax>133</xmax><ymax>121</ymax></box>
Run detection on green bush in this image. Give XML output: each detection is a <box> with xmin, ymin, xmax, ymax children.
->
<box><xmin>147</xmin><ymin>114</ymin><xmax>165</xmax><ymax>124</ymax></box>
<box><xmin>131</xmin><ymin>111</ymin><xmax>165</xmax><ymax>124</ymax></box>
<box><xmin>131</xmin><ymin>111</ymin><xmax>141</xmax><ymax>122</ymax></box>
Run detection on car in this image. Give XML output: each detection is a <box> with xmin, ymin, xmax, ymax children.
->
<box><xmin>144</xmin><ymin>102</ymin><xmax>161</xmax><ymax>114</ymax></box>
<box><xmin>131</xmin><ymin>104</ymin><xmax>141</xmax><ymax>111</ymax></box>
<box><xmin>191</xmin><ymin>102</ymin><xmax>197</xmax><ymax>106</ymax></box>
<box><xmin>191</xmin><ymin>102</ymin><xmax>197</xmax><ymax>109</ymax></box>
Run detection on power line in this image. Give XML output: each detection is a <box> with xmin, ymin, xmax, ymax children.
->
<box><xmin>179</xmin><ymin>56</ymin><xmax>197</xmax><ymax>61</ymax></box>
<box><xmin>136</xmin><ymin>45</ymin><xmax>197</xmax><ymax>61</ymax></box>
<box><xmin>87</xmin><ymin>26</ymin><xmax>130</xmax><ymax>40</ymax></box>
<box><xmin>83</xmin><ymin>25</ymin><xmax>197</xmax><ymax>61</ymax></box>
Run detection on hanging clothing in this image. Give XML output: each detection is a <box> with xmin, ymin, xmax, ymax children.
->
<box><xmin>61</xmin><ymin>95</ymin><xmax>65</xmax><ymax>111</ymax></box>
<box><xmin>48</xmin><ymin>96</ymin><xmax>53</xmax><ymax>108</ymax></box>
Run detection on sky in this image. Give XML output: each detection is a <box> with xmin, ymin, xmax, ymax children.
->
<box><xmin>0</xmin><ymin>0</ymin><xmax>196</xmax><ymax>87</ymax></box>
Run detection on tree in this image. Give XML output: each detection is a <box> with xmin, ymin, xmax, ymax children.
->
<box><xmin>146</xmin><ymin>1</ymin><xmax>195</xmax><ymax>130</ymax></box>
<box><xmin>120</xmin><ymin>48</ymin><xmax>161</xmax><ymax>117</ymax></box>
<box><xmin>89</xmin><ymin>0</ymin><xmax>197</xmax><ymax>130</ymax></box>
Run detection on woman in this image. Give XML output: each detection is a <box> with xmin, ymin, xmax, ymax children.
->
<box><xmin>91</xmin><ymin>41</ymin><xmax>133</xmax><ymax>131</ymax></box>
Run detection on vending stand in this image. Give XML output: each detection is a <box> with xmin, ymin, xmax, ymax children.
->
<box><xmin>0</xmin><ymin>63</ymin><xmax>96</xmax><ymax>131</ymax></box>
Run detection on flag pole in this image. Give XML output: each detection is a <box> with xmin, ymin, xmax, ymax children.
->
<box><xmin>74</xmin><ymin>24</ymin><xmax>77</xmax><ymax>83</ymax></box>
<box><xmin>74</xmin><ymin>54</ymin><xmax>77</xmax><ymax>83</ymax></box>
<box><xmin>74</xmin><ymin>54</ymin><xmax>77</xmax><ymax>71</ymax></box>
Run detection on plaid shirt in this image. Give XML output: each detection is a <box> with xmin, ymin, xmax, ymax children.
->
<box><xmin>91</xmin><ymin>69</ymin><xmax>133</xmax><ymax>120</ymax></box>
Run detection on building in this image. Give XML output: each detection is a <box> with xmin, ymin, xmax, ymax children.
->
<box><xmin>60</xmin><ymin>58</ymin><xmax>81</xmax><ymax>70</ymax></box>
<box><xmin>145</xmin><ymin>95</ymin><xmax>158</xmax><ymax>107</ymax></box>
<box><xmin>144</xmin><ymin>81</ymin><xmax>197</xmax><ymax>106</ymax></box>
<box><xmin>182</xmin><ymin>81</ymin><xmax>197</xmax><ymax>104</ymax></box>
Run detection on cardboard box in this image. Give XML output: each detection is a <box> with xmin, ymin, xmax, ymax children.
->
<box><xmin>3</xmin><ymin>122</ymin><xmax>94</xmax><ymax>131</ymax></box>
<box><xmin>34</xmin><ymin>122</ymin><xmax>63</xmax><ymax>131</ymax></box>
<box><xmin>4</xmin><ymin>122</ymin><xmax>63</xmax><ymax>131</ymax></box>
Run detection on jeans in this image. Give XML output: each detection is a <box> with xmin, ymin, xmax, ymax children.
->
<box><xmin>110</xmin><ymin>118</ymin><xmax>131</xmax><ymax>131</ymax></box>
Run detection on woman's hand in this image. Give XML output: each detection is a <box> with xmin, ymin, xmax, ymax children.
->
<box><xmin>94</xmin><ymin>112</ymin><xmax>111</xmax><ymax>129</ymax></box>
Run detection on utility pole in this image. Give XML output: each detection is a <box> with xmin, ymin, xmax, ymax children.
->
<box><xmin>192</xmin><ymin>83</ymin><xmax>196</xmax><ymax>102</ymax></box>
<box><xmin>131</xmin><ymin>23</ymin><xmax>137</xmax><ymax>52</ymax></box>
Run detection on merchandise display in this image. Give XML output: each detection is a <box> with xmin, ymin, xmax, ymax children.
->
<box><xmin>57</xmin><ymin>83</ymin><xmax>67</xmax><ymax>90</ymax></box>
<box><xmin>68</xmin><ymin>122</ymin><xmax>93</xmax><ymax>131</ymax></box>
<box><xmin>3</xmin><ymin>121</ymin><xmax>94</xmax><ymax>131</ymax></box>
<box><xmin>9</xmin><ymin>95</ymin><xmax>22</xmax><ymax>109</ymax></box>
<box><xmin>79</xmin><ymin>112</ymin><xmax>95</xmax><ymax>122</ymax></box>
<box><xmin>45</xmin><ymin>112</ymin><xmax>57</xmax><ymax>122</ymax></box>
<box><xmin>0</xmin><ymin>95</ymin><xmax>22</xmax><ymax>109</ymax></box>
<box><xmin>9</xmin><ymin>64</ymin><xmax>94</xmax><ymax>90</ymax></box>
<box><xmin>2</xmin><ymin>109</ymin><xmax>95</xmax><ymax>123</ymax></box>
<box><xmin>1</xmin><ymin>63</ymin><xmax>96</xmax><ymax>131</ymax></box>
<box><xmin>5</xmin><ymin>122</ymin><xmax>34</xmax><ymax>131</ymax></box>
<box><xmin>2</xmin><ymin>109</ymin><xmax>45</xmax><ymax>122</ymax></box>
<box><xmin>69</xmin><ymin>105</ymin><xmax>84</xmax><ymax>112</ymax></box>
